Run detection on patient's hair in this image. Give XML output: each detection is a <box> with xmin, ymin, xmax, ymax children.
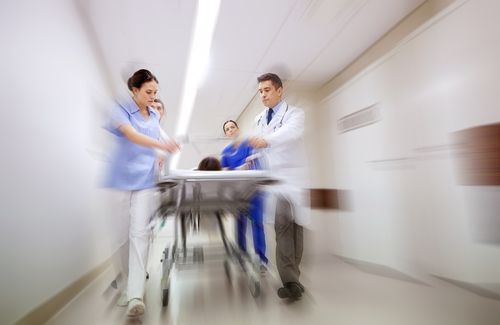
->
<box><xmin>198</xmin><ymin>157</ymin><xmax>221</xmax><ymax>171</ymax></box>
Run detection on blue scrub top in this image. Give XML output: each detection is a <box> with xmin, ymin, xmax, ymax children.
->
<box><xmin>105</xmin><ymin>96</ymin><xmax>160</xmax><ymax>190</ymax></box>
<box><xmin>221</xmin><ymin>139</ymin><xmax>260</xmax><ymax>170</ymax></box>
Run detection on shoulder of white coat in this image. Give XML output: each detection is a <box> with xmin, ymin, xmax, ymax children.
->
<box><xmin>288</xmin><ymin>104</ymin><xmax>304</xmax><ymax>112</ymax></box>
<box><xmin>286</xmin><ymin>105</ymin><xmax>305</xmax><ymax>119</ymax></box>
<box><xmin>255</xmin><ymin>110</ymin><xmax>266</xmax><ymax>123</ymax></box>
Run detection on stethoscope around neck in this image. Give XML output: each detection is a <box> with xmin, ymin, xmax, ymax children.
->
<box><xmin>257</xmin><ymin>104</ymin><xmax>289</xmax><ymax>129</ymax></box>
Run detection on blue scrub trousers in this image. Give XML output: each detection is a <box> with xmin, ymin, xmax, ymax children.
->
<box><xmin>237</xmin><ymin>192</ymin><xmax>267</xmax><ymax>263</ymax></box>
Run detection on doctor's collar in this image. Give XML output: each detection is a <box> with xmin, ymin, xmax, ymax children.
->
<box><xmin>267</xmin><ymin>100</ymin><xmax>285</xmax><ymax>115</ymax></box>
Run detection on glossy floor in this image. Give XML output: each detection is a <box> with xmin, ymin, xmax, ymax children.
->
<box><xmin>46</xmin><ymin>217</ymin><xmax>500</xmax><ymax>325</ymax></box>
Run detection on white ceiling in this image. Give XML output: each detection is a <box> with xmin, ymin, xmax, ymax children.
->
<box><xmin>83</xmin><ymin>0</ymin><xmax>425</xmax><ymax>168</ymax></box>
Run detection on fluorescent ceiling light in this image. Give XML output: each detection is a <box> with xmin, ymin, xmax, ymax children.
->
<box><xmin>172</xmin><ymin>0</ymin><xmax>221</xmax><ymax>169</ymax></box>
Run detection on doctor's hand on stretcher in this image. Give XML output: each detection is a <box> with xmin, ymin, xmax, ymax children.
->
<box><xmin>249</xmin><ymin>136</ymin><xmax>268</xmax><ymax>150</ymax></box>
<box><xmin>237</xmin><ymin>153</ymin><xmax>261</xmax><ymax>170</ymax></box>
<box><xmin>118</xmin><ymin>124</ymin><xmax>181</xmax><ymax>154</ymax></box>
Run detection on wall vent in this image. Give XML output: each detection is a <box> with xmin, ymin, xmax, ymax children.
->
<box><xmin>337</xmin><ymin>103</ymin><xmax>381</xmax><ymax>134</ymax></box>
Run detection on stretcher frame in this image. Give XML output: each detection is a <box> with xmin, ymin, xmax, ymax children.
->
<box><xmin>155</xmin><ymin>169</ymin><xmax>277</xmax><ymax>306</ymax></box>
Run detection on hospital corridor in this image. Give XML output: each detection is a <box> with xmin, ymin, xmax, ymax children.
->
<box><xmin>2</xmin><ymin>0</ymin><xmax>500</xmax><ymax>324</ymax></box>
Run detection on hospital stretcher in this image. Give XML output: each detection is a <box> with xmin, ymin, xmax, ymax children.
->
<box><xmin>155</xmin><ymin>169</ymin><xmax>277</xmax><ymax>306</ymax></box>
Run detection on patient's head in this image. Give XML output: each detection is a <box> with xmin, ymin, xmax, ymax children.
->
<box><xmin>198</xmin><ymin>157</ymin><xmax>221</xmax><ymax>171</ymax></box>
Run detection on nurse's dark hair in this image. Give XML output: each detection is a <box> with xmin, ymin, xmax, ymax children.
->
<box><xmin>198</xmin><ymin>157</ymin><xmax>221</xmax><ymax>171</ymax></box>
<box><xmin>257</xmin><ymin>73</ymin><xmax>282</xmax><ymax>90</ymax></box>
<box><xmin>127</xmin><ymin>69</ymin><xmax>158</xmax><ymax>91</ymax></box>
<box><xmin>222</xmin><ymin>120</ymin><xmax>238</xmax><ymax>134</ymax></box>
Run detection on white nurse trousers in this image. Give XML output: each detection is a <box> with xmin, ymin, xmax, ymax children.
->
<box><xmin>107</xmin><ymin>189</ymin><xmax>154</xmax><ymax>301</ymax></box>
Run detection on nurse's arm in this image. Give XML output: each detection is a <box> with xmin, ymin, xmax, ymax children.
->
<box><xmin>118</xmin><ymin>124</ymin><xmax>180</xmax><ymax>153</ymax></box>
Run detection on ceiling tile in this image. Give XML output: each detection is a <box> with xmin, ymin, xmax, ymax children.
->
<box><xmin>209</xmin><ymin>0</ymin><xmax>299</xmax><ymax>72</ymax></box>
<box><xmin>87</xmin><ymin>0</ymin><xmax>427</xmax><ymax>169</ymax></box>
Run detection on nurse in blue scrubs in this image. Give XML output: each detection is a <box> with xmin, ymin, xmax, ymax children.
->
<box><xmin>105</xmin><ymin>69</ymin><xmax>180</xmax><ymax>317</ymax></box>
<box><xmin>221</xmin><ymin>120</ymin><xmax>268</xmax><ymax>268</ymax></box>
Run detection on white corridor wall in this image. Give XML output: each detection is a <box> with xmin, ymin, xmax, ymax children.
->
<box><xmin>0</xmin><ymin>1</ymin><xmax>115</xmax><ymax>324</ymax></box>
<box><xmin>318</xmin><ymin>0</ymin><xmax>500</xmax><ymax>282</ymax></box>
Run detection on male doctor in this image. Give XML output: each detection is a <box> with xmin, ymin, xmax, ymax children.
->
<box><xmin>249</xmin><ymin>73</ymin><xmax>309</xmax><ymax>300</ymax></box>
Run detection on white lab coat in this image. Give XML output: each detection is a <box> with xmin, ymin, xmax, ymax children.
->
<box><xmin>255</xmin><ymin>101</ymin><xmax>310</xmax><ymax>226</ymax></box>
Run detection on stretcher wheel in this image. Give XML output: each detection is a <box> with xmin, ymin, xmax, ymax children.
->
<box><xmin>146</xmin><ymin>272</ymin><xmax>149</xmax><ymax>279</ymax></box>
<box><xmin>162</xmin><ymin>289</ymin><xmax>169</xmax><ymax>306</ymax></box>
<box><xmin>249</xmin><ymin>276</ymin><xmax>260</xmax><ymax>297</ymax></box>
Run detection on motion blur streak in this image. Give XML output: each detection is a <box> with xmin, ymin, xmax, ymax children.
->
<box><xmin>2</xmin><ymin>0</ymin><xmax>500</xmax><ymax>325</ymax></box>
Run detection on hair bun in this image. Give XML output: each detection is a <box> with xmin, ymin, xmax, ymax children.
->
<box><xmin>127</xmin><ymin>69</ymin><xmax>158</xmax><ymax>92</ymax></box>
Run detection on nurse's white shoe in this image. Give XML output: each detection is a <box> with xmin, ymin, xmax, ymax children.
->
<box><xmin>126</xmin><ymin>298</ymin><xmax>145</xmax><ymax>317</ymax></box>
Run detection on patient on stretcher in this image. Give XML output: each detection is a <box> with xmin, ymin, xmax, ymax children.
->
<box><xmin>197</xmin><ymin>157</ymin><xmax>221</xmax><ymax>171</ymax></box>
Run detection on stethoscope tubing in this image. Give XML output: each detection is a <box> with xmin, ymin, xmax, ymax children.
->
<box><xmin>257</xmin><ymin>104</ymin><xmax>289</xmax><ymax>129</ymax></box>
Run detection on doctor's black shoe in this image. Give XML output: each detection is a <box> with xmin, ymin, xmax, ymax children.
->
<box><xmin>277</xmin><ymin>287</ymin><xmax>290</xmax><ymax>298</ymax></box>
<box><xmin>277</xmin><ymin>282</ymin><xmax>302</xmax><ymax>300</ymax></box>
<box><xmin>297</xmin><ymin>282</ymin><xmax>305</xmax><ymax>293</ymax></box>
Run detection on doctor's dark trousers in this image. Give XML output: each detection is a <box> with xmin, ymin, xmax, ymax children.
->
<box><xmin>275</xmin><ymin>194</ymin><xmax>304</xmax><ymax>285</ymax></box>
<box><xmin>237</xmin><ymin>192</ymin><xmax>268</xmax><ymax>264</ymax></box>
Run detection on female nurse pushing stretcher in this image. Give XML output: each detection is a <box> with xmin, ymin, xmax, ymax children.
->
<box><xmin>104</xmin><ymin>69</ymin><xmax>180</xmax><ymax>317</ymax></box>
